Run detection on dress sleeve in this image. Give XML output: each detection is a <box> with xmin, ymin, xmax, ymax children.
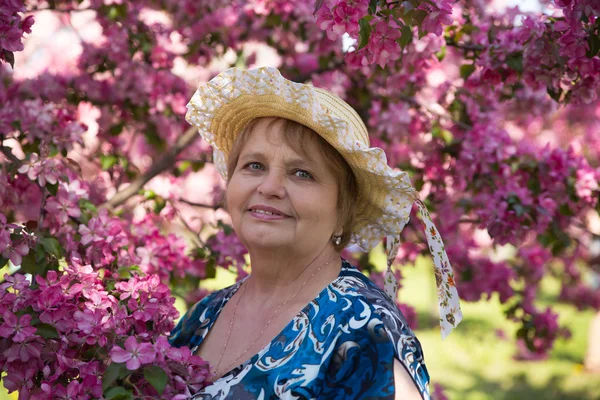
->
<box><xmin>320</xmin><ymin>300</ymin><xmax>430</xmax><ymax>400</ymax></box>
<box><xmin>169</xmin><ymin>294</ymin><xmax>215</xmax><ymax>349</ymax></box>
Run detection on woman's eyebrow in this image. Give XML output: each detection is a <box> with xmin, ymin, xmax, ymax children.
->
<box><xmin>239</xmin><ymin>151</ymin><xmax>317</xmax><ymax>168</ymax></box>
<box><xmin>238</xmin><ymin>151</ymin><xmax>266</xmax><ymax>162</ymax></box>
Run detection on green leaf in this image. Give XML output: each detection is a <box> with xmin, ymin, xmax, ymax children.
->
<box><xmin>460</xmin><ymin>64</ymin><xmax>476</xmax><ymax>80</ymax></box>
<box><xmin>35</xmin><ymin>243</ymin><xmax>46</xmax><ymax>263</ymax></box>
<box><xmin>35</xmin><ymin>323</ymin><xmax>59</xmax><ymax>339</ymax></box>
<box><xmin>104</xmin><ymin>387</ymin><xmax>133</xmax><ymax>400</ymax></box>
<box><xmin>46</xmin><ymin>182</ymin><xmax>59</xmax><ymax>197</ymax></box>
<box><xmin>0</xmin><ymin>257</ymin><xmax>8</xmax><ymax>269</ymax></box>
<box><xmin>435</xmin><ymin>44</ymin><xmax>447</xmax><ymax>61</ymax></box>
<box><xmin>587</xmin><ymin>34</ymin><xmax>600</xmax><ymax>58</ymax></box>
<box><xmin>39</xmin><ymin>238</ymin><xmax>62</xmax><ymax>258</ymax></box>
<box><xmin>101</xmin><ymin>155</ymin><xmax>119</xmax><ymax>170</ymax></box>
<box><xmin>221</xmin><ymin>223</ymin><xmax>234</xmax><ymax>235</ymax></box>
<box><xmin>48</xmin><ymin>144</ymin><xmax>60</xmax><ymax>158</ymax></box>
<box><xmin>19</xmin><ymin>252</ymin><xmax>37</xmax><ymax>273</ymax></box>
<box><xmin>102</xmin><ymin>363</ymin><xmax>130</xmax><ymax>393</ymax></box>
<box><xmin>143</xmin><ymin>365</ymin><xmax>168</xmax><ymax>395</ymax></box>
<box><xmin>116</xmin><ymin>265</ymin><xmax>141</xmax><ymax>279</ymax></box>
<box><xmin>109</xmin><ymin>123</ymin><xmax>125</xmax><ymax>136</ymax></box>
<box><xmin>558</xmin><ymin>203</ymin><xmax>573</xmax><ymax>216</ymax></box>
<box><xmin>79</xmin><ymin>198</ymin><xmax>98</xmax><ymax>213</ymax></box>
<box><xmin>358</xmin><ymin>17</ymin><xmax>372</xmax><ymax>50</ymax></box>
<box><xmin>153</xmin><ymin>196</ymin><xmax>166</xmax><ymax>214</ymax></box>
<box><xmin>2</xmin><ymin>49</ymin><xmax>15</xmax><ymax>69</ymax></box>
<box><xmin>205</xmin><ymin>259</ymin><xmax>216</xmax><ymax>279</ymax></box>
<box><xmin>265</xmin><ymin>14</ymin><xmax>282</xmax><ymax>28</ymax></box>
<box><xmin>547</xmin><ymin>86</ymin><xmax>563</xmax><ymax>102</ymax></box>
<box><xmin>105</xmin><ymin>4</ymin><xmax>128</xmax><ymax>21</ymax></box>
<box><xmin>368</xmin><ymin>0</ymin><xmax>377</xmax><ymax>14</ymax></box>
<box><xmin>513</xmin><ymin>204</ymin><xmax>526</xmax><ymax>217</ymax></box>
<box><xmin>398</xmin><ymin>24</ymin><xmax>413</xmax><ymax>49</ymax></box>
<box><xmin>142</xmin><ymin>189</ymin><xmax>157</xmax><ymax>200</ymax></box>
<box><xmin>506</xmin><ymin>53</ymin><xmax>523</xmax><ymax>72</ymax></box>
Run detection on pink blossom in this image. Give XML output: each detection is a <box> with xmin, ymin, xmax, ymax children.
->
<box><xmin>331</xmin><ymin>2</ymin><xmax>365</xmax><ymax>36</ymax></box>
<box><xmin>315</xmin><ymin>5</ymin><xmax>339</xmax><ymax>41</ymax></box>
<box><xmin>206</xmin><ymin>229</ymin><xmax>248</xmax><ymax>274</ymax></box>
<box><xmin>45</xmin><ymin>186</ymin><xmax>82</xmax><ymax>224</ymax></box>
<box><xmin>3</xmin><ymin>338</ymin><xmax>42</xmax><ymax>363</ymax></box>
<box><xmin>2</xmin><ymin>367</ymin><xmax>35</xmax><ymax>396</ymax></box>
<box><xmin>0</xmin><ymin>23</ymin><xmax>24</xmax><ymax>52</ymax></box>
<box><xmin>0</xmin><ymin>237</ymin><xmax>29</xmax><ymax>266</ymax></box>
<box><xmin>54</xmin><ymin>380</ymin><xmax>86</xmax><ymax>400</ymax></box>
<box><xmin>128</xmin><ymin>293</ymin><xmax>160</xmax><ymax>322</ymax></box>
<box><xmin>110</xmin><ymin>335</ymin><xmax>157</xmax><ymax>370</ymax></box>
<box><xmin>575</xmin><ymin>167</ymin><xmax>599</xmax><ymax>201</ymax></box>
<box><xmin>0</xmin><ymin>311</ymin><xmax>37</xmax><ymax>342</ymax></box>
<box><xmin>367</xmin><ymin>20</ymin><xmax>402</xmax><ymax>68</ymax></box>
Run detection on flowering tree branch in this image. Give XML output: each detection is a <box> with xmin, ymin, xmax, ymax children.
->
<box><xmin>103</xmin><ymin>126</ymin><xmax>198</xmax><ymax>209</ymax></box>
<box><xmin>178</xmin><ymin>199</ymin><xmax>220</xmax><ymax>210</ymax></box>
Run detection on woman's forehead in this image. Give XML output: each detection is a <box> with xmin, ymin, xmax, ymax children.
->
<box><xmin>240</xmin><ymin>118</ymin><xmax>322</xmax><ymax>162</ymax></box>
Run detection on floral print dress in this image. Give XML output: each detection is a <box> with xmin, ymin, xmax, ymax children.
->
<box><xmin>169</xmin><ymin>260</ymin><xmax>430</xmax><ymax>399</ymax></box>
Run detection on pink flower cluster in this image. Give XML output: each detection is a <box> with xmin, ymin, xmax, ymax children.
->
<box><xmin>206</xmin><ymin>227</ymin><xmax>248</xmax><ymax>280</ymax></box>
<box><xmin>513</xmin><ymin>307</ymin><xmax>570</xmax><ymax>357</ymax></box>
<box><xmin>0</xmin><ymin>98</ymin><xmax>86</xmax><ymax>154</ymax></box>
<box><xmin>455</xmin><ymin>123</ymin><xmax>600</xmax><ymax>246</ymax></box>
<box><xmin>0</xmin><ymin>213</ymin><xmax>30</xmax><ymax>266</ymax></box>
<box><xmin>0</xmin><ymin>266</ymin><xmax>210</xmax><ymax>399</ymax></box>
<box><xmin>459</xmin><ymin>0</ymin><xmax>600</xmax><ymax>105</ymax></box>
<box><xmin>315</xmin><ymin>0</ymin><xmax>453</xmax><ymax>67</ymax></box>
<box><xmin>0</xmin><ymin>0</ymin><xmax>34</xmax><ymax>67</ymax></box>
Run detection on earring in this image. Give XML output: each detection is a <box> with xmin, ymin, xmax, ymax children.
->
<box><xmin>333</xmin><ymin>235</ymin><xmax>341</xmax><ymax>246</ymax></box>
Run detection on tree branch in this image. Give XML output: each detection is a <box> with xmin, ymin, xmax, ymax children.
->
<box><xmin>458</xmin><ymin>218</ymin><xmax>481</xmax><ymax>224</ymax></box>
<box><xmin>27</xmin><ymin>6</ymin><xmax>93</xmax><ymax>13</ymax></box>
<box><xmin>445</xmin><ymin>39</ymin><xmax>486</xmax><ymax>52</ymax></box>
<box><xmin>398</xmin><ymin>94</ymin><xmax>472</xmax><ymax>131</ymax></box>
<box><xmin>102</xmin><ymin>126</ymin><xmax>199</xmax><ymax>209</ymax></box>
<box><xmin>178</xmin><ymin>198</ymin><xmax>220</xmax><ymax>210</ymax></box>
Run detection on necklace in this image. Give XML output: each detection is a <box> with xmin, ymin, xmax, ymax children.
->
<box><xmin>212</xmin><ymin>255</ymin><xmax>338</xmax><ymax>377</ymax></box>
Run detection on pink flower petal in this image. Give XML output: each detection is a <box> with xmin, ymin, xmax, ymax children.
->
<box><xmin>110</xmin><ymin>347</ymin><xmax>132</xmax><ymax>364</ymax></box>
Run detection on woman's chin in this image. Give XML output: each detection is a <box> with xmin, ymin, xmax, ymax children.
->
<box><xmin>243</xmin><ymin>236</ymin><xmax>291</xmax><ymax>250</ymax></box>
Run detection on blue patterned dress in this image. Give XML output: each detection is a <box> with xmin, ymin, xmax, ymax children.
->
<box><xmin>169</xmin><ymin>260</ymin><xmax>430</xmax><ymax>399</ymax></box>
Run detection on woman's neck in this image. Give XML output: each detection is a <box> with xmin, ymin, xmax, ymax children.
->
<box><xmin>243</xmin><ymin>245</ymin><xmax>341</xmax><ymax>305</ymax></box>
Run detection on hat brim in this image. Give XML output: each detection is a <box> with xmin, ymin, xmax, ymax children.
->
<box><xmin>186</xmin><ymin>67</ymin><xmax>416</xmax><ymax>251</ymax></box>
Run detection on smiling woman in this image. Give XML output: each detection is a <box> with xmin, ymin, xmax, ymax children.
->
<box><xmin>226</xmin><ymin>117</ymin><xmax>358</xmax><ymax>253</ymax></box>
<box><xmin>169</xmin><ymin>67</ymin><xmax>463</xmax><ymax>399</ymax></box>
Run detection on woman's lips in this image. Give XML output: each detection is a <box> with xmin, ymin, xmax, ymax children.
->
<box><xmin>249</xmin><ymin>210</ymin><xmax>290</xmax><ymax>221</ymax></box>
<box><xmin>247</xmin><ymin>205</ymin><xmax>291</xmax><ymax>221</ymax></box>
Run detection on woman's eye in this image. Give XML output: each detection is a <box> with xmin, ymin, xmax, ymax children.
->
<box><xmin>244</xmin><ymin>162</ymin><xmax>263</xmax><ymax>171</ymax></box>
<box><xmin>294</xmin><ymin>170</ymin><xmax>313</xmax><ymax>179</ymax></box>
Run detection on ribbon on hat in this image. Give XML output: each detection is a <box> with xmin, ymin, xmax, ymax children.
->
<box><xmin>383</xmin><ymin>198</ymin><xmax>463</xmax><ymax>340</ymax></box>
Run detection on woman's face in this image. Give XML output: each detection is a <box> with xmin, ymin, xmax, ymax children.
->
<box><xmin>226</xmin><ymin>118</ymin><xmax>339</xmax><ymax>255</ymax></box>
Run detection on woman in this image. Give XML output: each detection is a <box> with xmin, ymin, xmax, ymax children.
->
<box><xmin>170</xmin><ymin>67</ymin><xmax>462</xmax><ymax>399</ymax></box>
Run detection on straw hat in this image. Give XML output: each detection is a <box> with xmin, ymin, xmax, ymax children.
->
<box><xmin>185</xmin><ymin>66</ymin><xmax>462</xmax><ymax>339</ymax></box>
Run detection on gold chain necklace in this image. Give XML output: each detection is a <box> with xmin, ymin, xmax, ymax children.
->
<box><xmin>212</xmin><ymin>255</ymin><xmax>338</xmax><ymax>377</ymax></box>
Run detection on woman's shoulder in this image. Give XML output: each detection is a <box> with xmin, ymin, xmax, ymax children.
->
<box><xmin>338</xmin><ymin>260</ymin><xmax>416</xmax><ymax>333</ymax></box>
<box><xmin>169</xmin><ymin>281</ymin><xmax>242</xmax><ymax>348</ymax></box>
<box><xmin>337</xmin><ymin>260</ymin><xmax>429</xmax><ymax>383</ymax></box>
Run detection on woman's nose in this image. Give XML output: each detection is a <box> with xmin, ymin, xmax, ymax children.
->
<box><xmin>257</xmin><ymin>169</ymin><xmax>286</xmax><ymax>198</ymax></box>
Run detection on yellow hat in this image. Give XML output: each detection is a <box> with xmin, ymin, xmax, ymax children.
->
<box><xmin>185</xmin><ymin>66</ymin><xmax>462</xmax><ymax>339</ymax></box>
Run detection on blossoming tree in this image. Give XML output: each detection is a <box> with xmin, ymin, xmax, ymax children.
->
<box><xmin>1</xmin><ymin>0</ymin><xmax>599</xmax><ymax>398</ymax></box>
